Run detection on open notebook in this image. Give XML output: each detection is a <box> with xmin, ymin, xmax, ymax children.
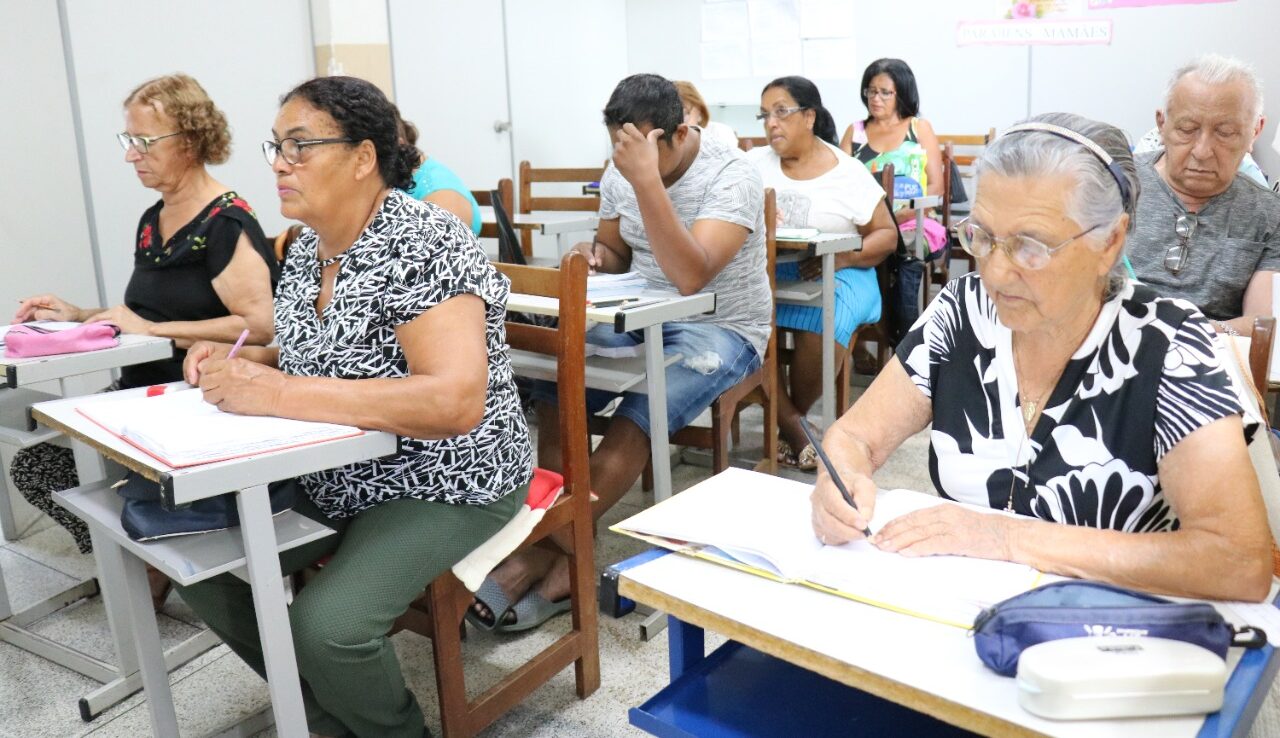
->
<box><xmin>78</xmin><ymin>387</ymin><xmax>364</xmax><ymax>468</ymax></box>
<box><xmin>612</xmin><ymin>467</ymin><xmax>1046</xmax><ymax>629</ymax></box>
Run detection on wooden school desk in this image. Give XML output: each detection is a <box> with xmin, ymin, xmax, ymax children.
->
<box><xmin>774</xmin><ymin>233</ymin><xmax>863</xmax><ymax>429</ymax></box>
<box><xmin>32</xmin><ymin>385</ymin><xmax>398</xmax><ymax>738</ymax></box>
<box><xmin>613</xmin><ymin>550</ymin><xmax>1280</xmax><ymax>738</ymax></box>
<box><xmin>506</xmin><ymin>290</ymin><xmax>715</xmax><ymax>502</ymax></box>
<box><xmin>0</xmin><ymin>334</ymin><xmax>214</xmax><ymax>721</ymax></box>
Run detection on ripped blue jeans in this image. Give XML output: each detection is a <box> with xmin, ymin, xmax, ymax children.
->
<box><xmin>533</xmin><ymin>321</ymin><xmax>761</xmax><ymax>437</ymax></box>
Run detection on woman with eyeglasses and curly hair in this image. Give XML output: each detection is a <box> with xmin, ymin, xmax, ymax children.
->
<box><xmin>10</xmin><ymin>75</ymin><xmax>277</xmax><ymax>606</ymax></box>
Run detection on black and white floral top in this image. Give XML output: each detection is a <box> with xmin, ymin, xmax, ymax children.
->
<box><xmin>276</xmin><ymin>189</ymin><xmax>532</xmax><ymax>518</ymax></box>
<box><xmin>897</xmin><ymin>273</ymin><xmax>1256</xmax><ymax>532</ymax></box>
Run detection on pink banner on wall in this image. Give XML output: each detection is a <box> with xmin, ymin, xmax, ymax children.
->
<box><xmin>1088</xmin><ymin>0</ymin><xmax>1234</xmax><ymax>8</ymax></box>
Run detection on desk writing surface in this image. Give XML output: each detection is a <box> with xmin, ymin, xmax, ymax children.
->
<box><xmin>775</xmin><ymin>233</ymin><xmax>862</xmax><ymax>258</ymax></box>
<box><xmin>0</xmin><ymin>334</ymin><xmax>173</xmax><ymax>388</ymax></box>
<box><xmin>478</xmin><ymin>207</ymin><xmax>599</xmax><ymax>234</ymax></box>
<box><xmin>506</xmin><ymin>291</ymin><xmax>716</xmax><ymax>333</ymax></box>
<box><xmin>621</xmin><ymin>553</ymin><xmax>1235</xmax><ymax>738</ymax></box>
<box><xmin>31</xmin><ymin>385</ymin><xmax>398</xmax><ymax>507</ymax></box>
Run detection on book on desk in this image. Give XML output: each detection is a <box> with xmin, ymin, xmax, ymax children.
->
<box><xmin>77</xmin><ymin>386</ymin><xmax>364</xmax><ymax>468</ymax></box>
<box><xmin>612</xmin><ymin>467</ymin><xmax>1046</xmax><ymax>629</ymax></box>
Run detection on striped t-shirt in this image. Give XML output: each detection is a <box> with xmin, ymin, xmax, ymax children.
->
<box><xmin>599</xmin><ymin>133</ymin><xmax>772</xmax><ymax>357</ymax></box>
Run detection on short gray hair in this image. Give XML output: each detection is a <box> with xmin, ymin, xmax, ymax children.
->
<box><xmin>976</xmin><ymin>112</ymin><xmax>1139</xmax><ymax>298</ymax></box>
<box><xmin>1164</xmin><ymin>54</ymin><xmax>1264</xmax><ymax>122</ymax></box>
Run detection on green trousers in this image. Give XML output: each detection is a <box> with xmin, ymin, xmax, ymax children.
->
<box><xmin>176</xmin><ymin>485</ymin><xmax>527</xmax><ymax>738</ymax></box>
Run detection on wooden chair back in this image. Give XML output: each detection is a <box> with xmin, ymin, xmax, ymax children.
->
<box><xmin>738</xmin><ymin>136</ymin><xmax>767</xmax><ymax>152</ymax></box>
<box><xmin>516</xmin><ymin>161</ymin><xmax>604</xmax><ymax>257</ymax></box>
<box><xmin>936</xmin><ymin>128</ymin><xmax>994</xmax><ymax>276</ymax></box>
<box><xmin>470</xmin><ymin>178</ymin><xmax>514</xmax><ymax>241</ymax></box>
<box><xmin>400</xmin><ymin>252</ymin><xmax>599</xmax><ymax>737</ymax></box>
<box><xmin>1248</xmin><ymin>316</ymin><xmax>1276</xmax><ymax>397</ymax></box>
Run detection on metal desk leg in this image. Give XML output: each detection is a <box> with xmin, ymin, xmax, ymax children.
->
<box><xmin>237</xmin><ymin>484</ymin><xmax>308</xmax><ymax>738</ymax></box>
<box><xmin>643</xmin><ymin>324</ymin><xmax>672</xmax><ymax>502</ymax></box>
<box><xmin>667</xmin><ymin>616</ymin><xmax>705</xmax><ymax>680</ymax></box>
<box><xmin>0</xmin><ymin>441</ymin><xmax>43</xmax><ymax>541</ymax></box>
<box><xmin>90</xmin><ymin>528</ymin><xmax>179</xmax><ymax>735</ymax></box>
<box><xmin>821</xmin><ymin>253</ymin><xmax>836</xmax><ymax>430</ymax></box>
<box><xmin>915</xmin><ymin>208</ymin><xmax>929</xmax><ymax>312</ymax></box>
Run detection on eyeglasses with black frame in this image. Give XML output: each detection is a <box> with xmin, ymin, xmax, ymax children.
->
<box><xmin>261</xmin><ymin>137</ymin><xmax>355</xmax><ymax>167</ymax></box>
<box><xmin>864</xmin><ymin>88</ymin><xmax>896</xmax><ymax>100</ymax></box>
<box><xmin>755</xmin><ymin>106</ymin><xmax>807</xmax><ymax>122</ymax></box>
<box><xmin>956</xmin><ymin>217</ymin><xmax>1103</xmax><ymax>271</ymax></box>
<box><xmin>116</xmin><ymin>131</ymin><xmax>183</xmax><ymax>155</ymax></box>
<box><xmin>1163</xmin><ymin>213</ymin><xmax>1198</xmax><ymax>275</ymax></box>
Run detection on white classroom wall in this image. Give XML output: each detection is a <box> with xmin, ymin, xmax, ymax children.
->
<box><xmin>60</xmin><ymin>0</ymin><xmax>314</xmax><ymax>307</ymax></box>
<box><xmin>626</xmin><ymin>0</ymin><xmax>1280</xmax><ymax>176</ymax></box>
<box><xmin>12</xmin><ymin>1</ymin><xmax>1280</xmax><ymax>309</ymax></box>
<box><xmin>0</xmin><ymin>2</ymin><xmax>99</xmax><ymax>311</ymax></box>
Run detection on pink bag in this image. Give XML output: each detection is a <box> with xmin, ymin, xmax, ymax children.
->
<box><xmin>898</xmin><ymin>217</ymin><xmax>949</xmax><ymax>254</ymax></box>
<box><xmin>4</xmin><ymin>321</ymin><xmax>120</xmax><ymax>358</ymax></box>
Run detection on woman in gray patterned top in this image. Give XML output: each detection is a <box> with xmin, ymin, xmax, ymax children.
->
<box><xmin>179</xmin><ymin>76</ymin><xmax>532</xmax><ymax>738</ymax></box>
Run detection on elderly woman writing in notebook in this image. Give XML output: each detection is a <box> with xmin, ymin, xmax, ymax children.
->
<box><xmin>180</xmin><ymin>76</ymin><xmax>532</xmax><ymax>737</ymax></box>
<box><xmin>811</xmin><ymin>112</ymin><xmax>1272</xmax><ymax>602</ymax></box>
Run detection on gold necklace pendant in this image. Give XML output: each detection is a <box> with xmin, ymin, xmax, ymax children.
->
<box><xmin>1023</xmin><ymin>400</ymin><xmax>1037</xmax><ymax>427</ymax></box>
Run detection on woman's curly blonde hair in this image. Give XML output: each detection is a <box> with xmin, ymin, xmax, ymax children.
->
<box><xmin>124</xmin><ymin>74</ymin><xmax>231</xmax><ymax>165</ymax></box>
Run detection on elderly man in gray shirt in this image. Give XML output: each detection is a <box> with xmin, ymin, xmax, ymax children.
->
<box><xmin>1129</xmin><ymin>54</ymin><xmax>1280</xmax><ymax>334</ymax></box>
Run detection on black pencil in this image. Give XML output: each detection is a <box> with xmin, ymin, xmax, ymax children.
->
<box><xmin>801</xmin><ymin>420</ymin><xmax>873</xmax><ymax>539</ymax></box>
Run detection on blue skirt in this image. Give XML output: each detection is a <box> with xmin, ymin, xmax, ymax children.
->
<box><xmin>775</xmin><ymin>262</ymin><xmax>881</xmax><ymax>347</ymax></box>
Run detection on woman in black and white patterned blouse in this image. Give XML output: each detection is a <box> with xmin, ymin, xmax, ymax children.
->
<box><xmin>179</xmin><ymin>76</ymin><xmax>532</xmax><ymax>737</ymax></box>
<box><xmin>810</xmin><ymin>112</ymin><xmax>1272</xmax><ymax>603</ymax></box>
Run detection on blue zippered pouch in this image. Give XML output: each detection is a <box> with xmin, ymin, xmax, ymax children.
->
<box><xmin>972</xmin><ymin>581</ymin><xmax>1267</xmax><ymax>677</ymax></box>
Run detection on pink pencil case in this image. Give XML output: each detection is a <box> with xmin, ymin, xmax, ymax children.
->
<box><xmin>4</xmin><ymin>321</ymin><xmax>120</xmax><ymax>358</ymax></box>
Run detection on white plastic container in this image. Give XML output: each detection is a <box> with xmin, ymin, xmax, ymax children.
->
<box><xmin>1016</xmin><ymin>636</ymin><xmax>1226</xmax><ymax>720</ymax></box>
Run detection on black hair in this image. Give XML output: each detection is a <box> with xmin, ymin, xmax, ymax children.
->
<box><xmin>860</xmin><ymin>58</ymin><xmax>921</xmax><ymax>122</ymax></box>
<box><xmin>602</xmin><ymin>74</ymin><xmax>682</xmax><ymax>143</ymax></box>
<box><xmin>280</xmin><ymin>76</ymin><xmax>416</xmax><ymax>190</ymax></box>
<box><xmin>762</xmin><ymin>75</ymin><xmax>838</xmax><ymax>147</ymax></box>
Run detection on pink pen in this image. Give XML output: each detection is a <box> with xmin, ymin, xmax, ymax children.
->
<box><xmin>226</xmin><ymin>328</ymin><xmax>250</xmax><ymax>360</ymax></box>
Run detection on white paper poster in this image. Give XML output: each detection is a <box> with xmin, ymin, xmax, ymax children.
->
<box><xmin>747</xmin><ymin>0</ymin><xmax>800</xmax><ymax>41</ymax></box>
<box><xmin>751</xmin><ymin>39</ymin><xmax>803</xmax><ymax>78</ymax></box>
<box><xmin>797</xmin><ymin>0</ymin><xmax>856</xmax><ymax>39</ymax></box>
<box><xmin>702</xmin><ymin>40</ymin><xmax>752</xmax><ymax>80</ymax></box>
<box><xmin>802</xmin><ymin>38</ymin><xmax>858</xmax><ymax>79</ymax></box>
<box><xmin>701</xmin><ymin>1</ymin><xmax>750</xmax><ymax>42</ymax></box>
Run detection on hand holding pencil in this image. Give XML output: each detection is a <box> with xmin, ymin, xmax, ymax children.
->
<box><xmin>13</xmin><ymin>294</ymin><xmax>85</xmax><ymax>324</ymax></box>
<box><xmin>805</xmin><ymin>420</ymin><xmax>878</xmax><ymax>545</ymax></box>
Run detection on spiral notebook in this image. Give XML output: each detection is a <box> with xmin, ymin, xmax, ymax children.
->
<box><xmin>78</xmin><ymin>387</ymin><xmax>364</xmax><ymax>468</ymax></box>
<box><xmin>611</xmin><ymin>468</ymin><xmax>1046</xmax><ymax>629</ymax></box>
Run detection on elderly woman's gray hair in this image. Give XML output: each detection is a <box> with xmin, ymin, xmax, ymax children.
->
<box><xmin>975</xmin><ymin>112</ymin><xmax>1140</xmax><ymax>297</ymax></box>
<box><xmin>1165</xmin><ymin>54</ymin><xmax>1264</xmax><ymax>122</ymax></box>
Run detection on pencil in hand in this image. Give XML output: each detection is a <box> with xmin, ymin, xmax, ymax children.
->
<box><xmin>801</xmin><ymin>420</ymin><xmax>873</xmax><ymax>539</ymax></box>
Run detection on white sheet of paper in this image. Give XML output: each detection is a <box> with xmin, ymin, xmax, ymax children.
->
<box><xmin>701</xmin><ymin>0</ymin><xmax>749</xmax><ymax>42</ymax></box>
<box><xmin>801</xmin><ymin>38</ymin><xmax>858</xmax><ymax>79</ymax></box>
<box><xmin>1222</xmin><ymin>598</ymin><xmax>1280</xmax><ymax>647</ymax></box>
<box><xmin>750</xmin><ymin>39</ymin><xmax>803</xmax><ymax>78</ymax></box>
<box><xmin>701</xmin><ymin>40</ymin><xmax>751</xmax><ymax>79</ymax></box>
<box><xmin>797</xmin><ymin>0</ymin><xmax>855</xmax><ymax>38</ymax></box>
<box><xmin>747</xmin><ymin>0</ymin><xmax>799</xmax><ymax>39</ymax></box>
<box><xmin>81</xmin><ymin>388</ymin><xmax>362</xmax><ymax>466</ymax></box>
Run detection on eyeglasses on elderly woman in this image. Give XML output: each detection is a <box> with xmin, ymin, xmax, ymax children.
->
<box><xmin>116</xmin><ymin>131</ymin><xmax>183</xmax><ymax>154</ymax></box>
<box><xmin>261</xmin><ymin>137</ymin><xmax>354</xmax><ymax>167</ymax></box>
<box><xmin>957</xmin><ymin>218</ymin><xmax>1104</xmax><ymax>271</ymax></box>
